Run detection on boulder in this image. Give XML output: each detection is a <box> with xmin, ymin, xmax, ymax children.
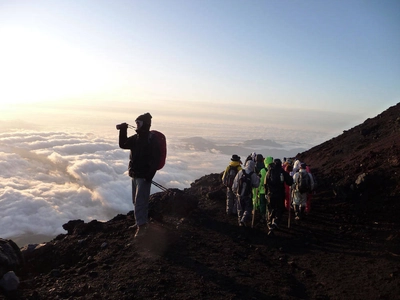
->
<box><xmin>0</xmin><ymin>239</ymin><xmax>23</xmax><ymax>278</ymax></box>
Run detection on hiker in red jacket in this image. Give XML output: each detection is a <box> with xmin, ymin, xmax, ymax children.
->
<box><xmin>284</xmin><ymin>163</ymin><xmax>293</xmax><ymax>210</ymax></box>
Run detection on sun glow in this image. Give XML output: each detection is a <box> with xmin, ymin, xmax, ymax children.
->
<box><xmin>0</xmin><ymin>27</ymin><xmax>124</xmax><ymax>105</ymax></box>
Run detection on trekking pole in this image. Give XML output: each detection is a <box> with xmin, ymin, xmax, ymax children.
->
<box><xmin>288</xmin><ymin>187</ymin><xmax>293</xmax><ymax>228</ymax></box>
<box><xmin>251</xmin><ymin>188</ymin><xmax>258</xmax><ymax>228</ymax></box>
<box><xmin>151</xmin><ymin>180</ymin><xmax>170</xmax><ymax>193</ymax></box>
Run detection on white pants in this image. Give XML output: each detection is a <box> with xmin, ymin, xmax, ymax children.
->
<box><xmin>292</xmin><ymin>190</ymin><xmax>307</xmax><ymax>207</ymax></box>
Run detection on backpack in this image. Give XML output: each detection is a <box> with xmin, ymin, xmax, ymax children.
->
<box><xmin>223</xmin><ymin>165</ymin><xmax>239</xmax><ymax>188</ymax></box>
<box><xmin>309</xmin><ymin>172</ymin><xmax>317</xmax><ymax>191</ymax></box>
<box><xmin>266</xmin><ymin>163</ymin><xmax>282</xmax><ymax>189</ymax></box>
<box><xmin>238</xmin><ymin>170</ymin><xmax>254</xmax><ymax>197</ymax></box>
<box><xmin>150</xmin><ymin>130</ymin><xmax>167</xmax><ymax>170</ymax></box>
<box><xmin>296</xmin><ymin>171</ymin><xmax>311</xmax><ymax>193</ymax></box>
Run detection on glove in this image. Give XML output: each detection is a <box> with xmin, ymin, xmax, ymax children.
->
<box><xmin>116</xmin><ymin>123</ymin><xmax>128</xmax><ymax>130</ymax></box>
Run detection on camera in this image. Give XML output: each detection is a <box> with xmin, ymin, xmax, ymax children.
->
<box><xmin>116</xmin><ymin>123</ymin><xmax>128</xmax><ymax>130</ymax></box>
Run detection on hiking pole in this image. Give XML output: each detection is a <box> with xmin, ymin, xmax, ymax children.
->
<box><xmin>251</xmin><ymin>206</ymin><xmax>255</xmax><ymax>228</ymax></box>
<box><xmin>288</xmin><ymin>187</ymin><xmax>293</xmax><ymax>228</ymax></box>
<box><xmin>151</xmin><ymin>180</ymin><xmax>169</xmax><ymax>193</ymax></box>
<box><xmin>251</xmin><ymin>188</ymin><xmax>259</xmax><ymax>228</ymax></box>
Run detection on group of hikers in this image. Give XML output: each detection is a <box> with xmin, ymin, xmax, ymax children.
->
<box><xmin>118</xmin><ymin>111</ymin><xmax>315</xmax><ymax>240</ymax></box>
<box><xmin>222</xmin><ymin>153</ymin><xmax>315</xmax><ymax>236</ymax></box>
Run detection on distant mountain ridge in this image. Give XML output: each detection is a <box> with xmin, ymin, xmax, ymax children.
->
<box><xmin>180</xmin><ymin>136</ymin><xmax>307</xmax><ymax>159</ymax></box>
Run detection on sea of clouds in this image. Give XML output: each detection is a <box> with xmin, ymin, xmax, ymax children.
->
<box><xmin>0</xmin><ymin>122</ymin><xmax>329</xmax><ymax>246</ymax></box>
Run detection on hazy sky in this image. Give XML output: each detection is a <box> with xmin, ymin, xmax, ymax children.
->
<box><xmin>1</xmin><ymin>0</ymin><xmax>399</xmax><ymax>136</ymax></box>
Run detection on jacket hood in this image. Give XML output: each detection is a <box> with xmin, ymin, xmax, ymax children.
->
<box><xmin>244</xmin><ymin>160</ymin><xmax>255</xmax><ymax>173</ymax></box>
<box><xmin>264</xmin><ymin>156</ymin><xmax>273</xmax><ymax>167</ymax></box>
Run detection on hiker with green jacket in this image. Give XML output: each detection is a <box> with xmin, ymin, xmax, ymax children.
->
<box><xmin>258</xmin><ymin>156</ymin><xmax>273</xmax><ymax>224</ymax></box>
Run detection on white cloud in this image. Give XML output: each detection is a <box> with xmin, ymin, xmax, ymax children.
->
<box><xmin>0</xmin><ymin>124</ymin><xmax>314</xmax><ymax>246</ymax></box>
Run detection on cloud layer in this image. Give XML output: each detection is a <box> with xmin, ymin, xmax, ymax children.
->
<box><xmin>0</xmin><ymin>127</ymin><xmax>314</xmax><ymax>245</ymax></box>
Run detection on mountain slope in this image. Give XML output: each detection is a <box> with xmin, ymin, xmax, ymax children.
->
<box><xmin>2</xmin><ymin>103</ymin><xmax>400</xmax><ymax>300</ymax></box>
<box><xmin>297</xmin><ymin>102</ymin><xmax>400</xmax><ymax>224</ymax></box>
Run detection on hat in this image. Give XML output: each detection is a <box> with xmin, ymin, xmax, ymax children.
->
<box><xmin>136</xmin><ymin>112</ymin><xmax>152</xmax><ymax>125</ymax></box>
<box><xmin>231</xmin><ymin>154</ymin><xmax>241</xmax><ymax>162</ymax></box>
<box><xmin>300</xmin><ymin>163</ymin><xmax>307</xmax><ymax>169</ymax></box>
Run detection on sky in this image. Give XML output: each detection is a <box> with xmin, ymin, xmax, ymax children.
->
<box><xmin>0</xmin><ymin>0</ymin><xmax>399</xmax><ymax>245</ymax></box>
<box><xmin>1</xmin><ymin>0</ymin><xmax>399</xmax><ymax>130</ymax></box>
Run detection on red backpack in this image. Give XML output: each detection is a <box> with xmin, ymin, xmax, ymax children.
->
<box><xmin>150</xmin><ymin>130</ymin><xmax>167</xmax><ymax>170</ymax></box>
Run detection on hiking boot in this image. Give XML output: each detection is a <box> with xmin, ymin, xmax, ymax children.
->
<box><xmin>239</xmin><ymin>220</ymin><xmax>246</xmax><ymax>227</ymax></box>
<box><xmin>134</xmin><ymin>224</ymin><xmax>148</xmax><ymax>238</ymax></box>
<box><xmin>128</xmin><ymin>223</ymin><xmax>138</xmax><ymax>230</ymax></box>
<box><xmin>271</xmin><ymin>220</ymin><xmax>278</xmax><ymax>229</ymax></box>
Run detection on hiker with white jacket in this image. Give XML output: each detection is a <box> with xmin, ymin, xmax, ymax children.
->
<box><xmin>232</xmin><ymin>160</ymin><xmax>260</xmax><ymax>227</ymax></box>
<box><xmin>292</xmin><ymin>163</ymin><xmax>314</xmax><ymax>220</ymax></box>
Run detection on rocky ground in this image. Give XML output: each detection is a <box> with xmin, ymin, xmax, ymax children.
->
<box><xmin>1</xmin><ymin>103</ymin><xmax>400</xmax><ymax>300</ymax></box>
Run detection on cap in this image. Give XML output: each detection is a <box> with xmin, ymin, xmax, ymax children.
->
<box><xmin>231</xmin><ymin>154</ymin><xmax>241</xmax><ymax>162</ymax></box>
<box><xmin>274</xmin><ymin>158</ymin><xmax>282</xmax><ymax>167</ymax></box>
<box><xmin>301</xmin><ymin>163</ymin><xmax>307</xmax><ymax>169</ymax></box>
<box><xmin>136</xmin><ymin>112</ymin><xmax>152</xmax><ymax>125</ymax></box>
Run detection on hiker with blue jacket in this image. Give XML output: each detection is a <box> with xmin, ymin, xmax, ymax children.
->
<box><xmin>118</xmin><ymin>112</ymin><xmax>159</xmax><ymax>238</ymax></box>
<box><xmin>232</xmin><ymin>160</ymin><xmax>260</xmax><ymax>227</ymax></box>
